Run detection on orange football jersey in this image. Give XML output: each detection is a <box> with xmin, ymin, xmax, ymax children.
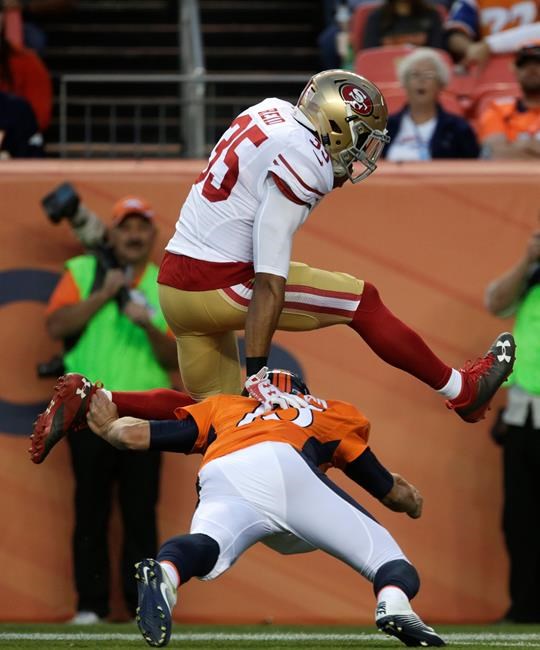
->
<box><xmin>447</xmin><ymin>0</ymin><xmax>539</xmax><ymax>38</ymax></box>
<box><xmin>174</xmin><ymin>394</ymin><xmax>371</xmax><ymax>470</ymax></box>
<box><xmin>477</xmin><ymin>98</ymin><xmax>540</xmax><ymax>141</ymax></box>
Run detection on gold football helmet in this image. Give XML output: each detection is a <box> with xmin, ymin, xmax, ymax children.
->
<box><xmin>297</xmin><ymin>69</ymin><xmax>389</xmax><ymax>184</ymax></box>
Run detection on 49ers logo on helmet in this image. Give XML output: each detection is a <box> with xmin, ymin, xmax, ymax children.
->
<box><xmin>339</xmin><ymin>83</ymin><xmax>373</xmax><ymax>116</ymax></box>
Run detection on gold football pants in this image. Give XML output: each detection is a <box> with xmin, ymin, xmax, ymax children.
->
<box><xmin>158</xmin><ymin>261</ymin><xmax>363</xmax><ymax>400</ymax></box>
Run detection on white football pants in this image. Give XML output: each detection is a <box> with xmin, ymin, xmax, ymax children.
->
<box><xmin>190</xmin><ymin>441</ymin><xmax>407</xmax><ymax>581</ymax></box>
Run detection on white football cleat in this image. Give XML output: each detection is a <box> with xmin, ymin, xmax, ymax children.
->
<box><xmin>375</xmin><ymin>588</ymin><xmax>445</xmax><ymax>647</ymax></box>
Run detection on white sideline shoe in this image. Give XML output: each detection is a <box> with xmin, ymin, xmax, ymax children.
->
<box><xmin>69</xmin><ymin>610</ymin><xmax>101</xmax><ymax>625</ymax></box>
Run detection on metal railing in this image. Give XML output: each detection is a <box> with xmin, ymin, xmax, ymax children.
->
<box><xmin>56</xmin><ymin>73</ymin><xmax>310</xmax><ymax>158</ymax></box>
<box><xmin>180</xmin><ymin>0</ymin><xmax>205</xmax><ymax>157</ymax></box>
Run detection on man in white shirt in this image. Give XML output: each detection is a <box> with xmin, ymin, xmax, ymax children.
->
<box><xmin>156</xmin><ymin>69</ymin><xmax>514</xmax><ymax>424</ymax></box>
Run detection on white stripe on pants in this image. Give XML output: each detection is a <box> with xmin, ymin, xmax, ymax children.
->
<box><xmin>190</xmin><ymin>441</ymin><xmax>407</xmax><ymax>581</ymax></box>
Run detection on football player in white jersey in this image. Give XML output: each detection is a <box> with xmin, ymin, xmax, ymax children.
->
<box><xmin>155</xmin><ymin>69</ymin><xmax>516</xmax><ymax>423</ymax></box>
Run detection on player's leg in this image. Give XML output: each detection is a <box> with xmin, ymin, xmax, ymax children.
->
<box><xmin>277</xmin><ymin>262</ymin><xmax>515</xmax><ymax>424</ymax></box>
<box><xmin>135</xmin><ymin>459</ymin><xmax>275</xmax><ymax>647</ymax></box>
<box><xmin>158</xmin><ymin>264</ymin><xmax>515</xmax><ymax>421</ymax></box>
<box><xmin>175</xmin><ymin>331</ymin><xmax>242</xmax><ymax>399</ymax></box>
<box><xmin>159</xmin><ymin>283</ymin><xmax>245</xmax><ymax>398</ymax></box>
<box><xmin>348</xmin><ymin>281</ymin><xmax>515</xmax><ymax>423</ymax></box>
<box><xmin>250</xmin><ymin>442</ymin><xmax>444</xmax><ymax>647</ymax></box>
<box><xmin>134</xmin><ymin>533</ymin><xmax>219</xmax><ymax>648</ymax></box>
<box><xmin>30</xmin><ymin>374</ymin><xmax>195</xmax><ymax>464</ymax></box>
<box><xmin>111</xmin><ymin>388</ymin><xmax>195</xmax><ymax>418</ymax></box>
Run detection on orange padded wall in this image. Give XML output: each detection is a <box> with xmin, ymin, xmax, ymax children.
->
<box><xmin>1</xmin><ymin>160</ymin><xmax>539</xmax><ymax>623</ymax></box>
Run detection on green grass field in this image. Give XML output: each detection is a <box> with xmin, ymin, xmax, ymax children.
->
<box><xmin>1</xmin><ymin>623</ymin><xmax>540</xmax><ymax>650</ymax></box>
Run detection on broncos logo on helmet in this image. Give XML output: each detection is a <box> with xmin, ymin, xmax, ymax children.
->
<box><xmin>267</xmin><ymin>369</ymin><xmax>310</xmax><ymax>396</ymax></box>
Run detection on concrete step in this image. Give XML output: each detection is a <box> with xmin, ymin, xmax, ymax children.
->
<box><xmin>202</xmin><ymin>23</ymin><xmax>313</xmax><ymax>47</ymax></box>
<box><xmin>43</xmin><ymin>22</ymin><xmax>178</xmax><ymax>47</ymax></box>
<box><xmin>200</xmin><ymin>0</ymin><xmax>318</xmax><ymax>23</ymax></box>
<box><xmin>44</xmin><ymin>46</ymin><xmax>180</xmax><ymax>74</ymax></box>
<box><xmin>204</xmin><ymin>45</ymin><xmax>318</xmax><ymax>72</ymax></box>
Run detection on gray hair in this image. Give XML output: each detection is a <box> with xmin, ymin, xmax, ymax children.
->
<box><xmin>397</xmin><ymin>48</ymin><xmax>451</xmax><ymax>87</ymax></box>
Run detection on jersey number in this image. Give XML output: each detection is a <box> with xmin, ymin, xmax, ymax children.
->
<box><xmin>237</xmin><ymin>404</ymin><xmax>324</xmax><ymax>429</ymax></box>
<box><xmin>481</xmin><ymin>1</ymin><xmax>536</xmax><ymax>32</ymax></box>
<box><xmin>196</xmin><ymin>115</ymin><xmax>268</xmax><ymax>203</ymax></box>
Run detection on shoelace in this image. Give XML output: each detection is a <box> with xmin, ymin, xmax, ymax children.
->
<box><xmin>461</xmin><ymin>352</ymin><xmax>495</xmax><ymax>382</ymax></box>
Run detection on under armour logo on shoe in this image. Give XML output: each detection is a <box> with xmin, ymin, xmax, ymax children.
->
<box><xmin>496</xmin><ymin>339</ymin><xmax>512</xmax><ymax>363</ymax></box>
<box><xmin>76</xmin><ymin>379</ymin><xmax>92</xmax><ymax>400</ymax></box>
<box><xmin>376</xmin><ymin>601</ymin><xmax>387</xmax><ymax>616</ymax></box>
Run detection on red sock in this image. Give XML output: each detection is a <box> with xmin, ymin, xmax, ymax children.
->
<box><xmin>111</xmin><ymin>388</ymin><xmax>195</xmax><ymax>419</ymax></box>
<box><xmin>349</xmin><ymin>282</ymin><xmax>451</xmax><ymax>390</ymax></box>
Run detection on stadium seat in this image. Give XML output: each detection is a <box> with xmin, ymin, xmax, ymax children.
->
<box><xmin>380</xmin><ymin>86</ymin><xmax>407</xmax><ymax>113</ymax></box>
<box><xmin>354</xmin><ymin>45</ymin><xmax>454</xmax><ymax>86</ymax></box>
<box><xmin>471</xmin><ymin>54</ymin><xmax>517</xmax><ymax>87</ymax></box>
<box><xmin>4</xmin><ymin>7</ymin><xmax>23</xmax><ymax>47</ymax></box>
<box><xmin>349</xmin><ymin>1</ymin><xmax>382</xmax><ymax>52</ymax></box>
<box><xmin>446</xmin><ymin>55</ymin><xmax>517</xmax><ymax>116</ymax></box>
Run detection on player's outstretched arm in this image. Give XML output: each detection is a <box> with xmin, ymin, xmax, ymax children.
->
<box><xmin>87</xmin><ymin>390</ymin><xmax>150</xmax><ymax>450</ymax></box>
<box><xmin>87</xmin><ymin>389</ymin><xmax>200</xmax><ymax>453</ymax></box>
<box><xmin>381</xmin><ymin>473</ymin><xmax>423</xmax><ymax>519</ymax></box>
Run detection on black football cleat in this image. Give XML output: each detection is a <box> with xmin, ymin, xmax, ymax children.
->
<box><xmin>135</xmin><ymin>558</ymin><xmax>176</xmax><ymax>648</ymax></box>
<box><xmin>446</xmin><ymin>331</ymin><xmax>516</xmax><ymax>423</ymax></box>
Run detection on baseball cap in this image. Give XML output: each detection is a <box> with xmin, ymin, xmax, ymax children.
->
<box><xmin>515</xmin><ymin>41</ymin><xmax>540</xmax><ymax>67</ymax></box>
<box><xmin>111</xmin><ymin>195</ymin><xmax>155</xmax><ymax>227</ymax></box>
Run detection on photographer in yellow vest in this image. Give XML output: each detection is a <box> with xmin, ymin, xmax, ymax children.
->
<box><xmin>486</xmin><ymin>229</ymin><xmax>540</xmax><ymax>622</ymax></box>
<box><xmin>45</xmin><ymin>195</ymin><xmax>178</xmax><ymax>624</ymax></box>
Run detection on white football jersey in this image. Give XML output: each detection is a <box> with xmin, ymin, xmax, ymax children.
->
<box><xmin>166</xmin><ymin>98</ymin><xmax>334</xmax><ymax>264</ymax></box>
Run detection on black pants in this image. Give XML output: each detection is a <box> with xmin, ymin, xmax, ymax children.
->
<box><xmin>68</xmin><ymin>428</ymin><xmax>161</xmax><ymax>618</ymax></box>
<box><xmin>503</xmin><ymin>412</ymin><xmax>540</xmax><ymax>622</ymax></box>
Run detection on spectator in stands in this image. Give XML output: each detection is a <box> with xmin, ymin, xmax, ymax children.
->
<box><xmin>383</xmin><ymin>47</ymin><xmax>480</xmax><ymax>160</ymax></box>
<box><xmin>485</xmin><ymin>230</ymin><xmax>540</xmax><ymax>623</ymax></box>
<box><xmin>318</xmin><ymin>0</ymin><xmax>366</xmax><ymax>69</ymax></box>
<box><xmin>477</xmin><ymin>42</ymin><xmax>540</xmax><ymax>159</ymax></box>
<box><xmin>3</xmin><ymin>0</ymin><xmax>74</xmax><ymax>55</ymax></box>
<box><xmin>0</xmin><ymin>88</ymin><xmax>43</xmax><ymax>156</ymax></box>
<box><xmin>44</xmin><ymin>196</ymin><xmax>178</xmax><ymax>624</ymax></box>
<box><xmin>362</xmin><ymin>0</ymin><xmax>444</xmax><ymax>49</ymax></box>
<box><xmin>445</xmin><ymin>0</ymin><xmax>540</xmax><ymax>65</ymax></box>
<box><xmin>0</xmin><ymin>2</ymin><xmax>52</xmax><ymax>131</ymax></box>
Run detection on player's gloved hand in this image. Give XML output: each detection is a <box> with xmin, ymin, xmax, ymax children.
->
<box><xmin>244</xmin><ymin>367</ymin><xmax>309</xmax><ymax>411</ymax></box>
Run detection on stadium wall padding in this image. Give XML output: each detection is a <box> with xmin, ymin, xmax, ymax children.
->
<box><xmin>1</xmin><ymin>160</ymin><xmax>540</xmax><ymax>624</ymax></box>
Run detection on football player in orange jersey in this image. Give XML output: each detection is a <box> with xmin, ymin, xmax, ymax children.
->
<box><xmin>40</xmin><ymin>369</ymin><xmax>445</xmax><ymax>648</ymax></box>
